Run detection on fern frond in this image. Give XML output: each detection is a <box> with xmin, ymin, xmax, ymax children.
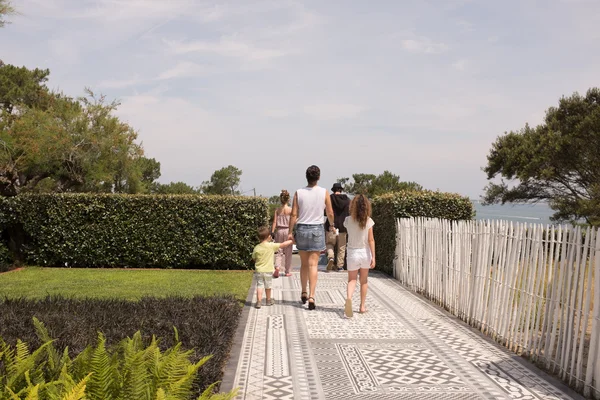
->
<box><xmin>166</xmin><ymin>355</ymin><xmax>211</xmax><ymax>399</ymax></box>
<box><xmin>6</xmin><ymin>340</ymin><xmax>52</xmax><ymax>390</ymax></box>
<box><xmin>24</xmin><ymin>383</ymin><xmax>40</xmax><ymax>400</ymax></box>
<box><xmin>33</xmin><ymin>317</ymin><xmax>61</xmax><ymax>379</ymax></box>
<box><xmin>62</xmin><ymin>373</ymin><xmax>92</xmax><ymax>400</ymax></box>
<box><xmin>122</xmin><ymin>348</ymin><xmax>151</xmax><ymax>400</ymax></box>
<box><xmin>59</xmin><ymin>347</ymin><xmax>72</xmax><ymax>374</ymax></box>
<box><xmin>196</xmin><ymin>382</ymin><xmax>219</xmax><ymax>400</ymax></box>
<box><xmin>173</xmin><ymin>327</ymin><xmax>179</xmax><ymax>344</ymax></box>
<box><xmin>71</xmin><ymin>346</ymin><xmax>93</xmax><ymax>381</ymax></box>
<box><xmin>155</xmin><ymin>343</ymin><xmax>182</xmax><ymax>389</ymax></box>
<box><xmin>5</xmin><ymin>386</ymin><xmax>23</xmax><ymax>400</ymax></box>
<box><xmin>197</xmin><ymin>384</ymin><xmax>238</xmax><ymax>400</ymax></box>
<box><xmin>86</xmin><ymin>333</ymin><xmax>116</xmax><ymax>400</ymax></box>
<box><xmin>155</xmin><ymin>388</ymin><xmax>167</xmax><ymax>400</ymax></box>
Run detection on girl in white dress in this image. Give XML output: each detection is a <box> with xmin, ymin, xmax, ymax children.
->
<box><xmin>343</xmin><ymin>194</ymin><xmax>376</xmax><ymax>317</ymax></box>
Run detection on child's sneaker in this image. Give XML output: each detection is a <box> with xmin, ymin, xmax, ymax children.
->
<box><xmin>267</xmin><ymin>298</ymin><xmax>275</xmax><ymax>306</ymax></box>
<box><xmin>255</xmin><ymin>302</ymin><xmax>262</xmax><ymax>309</ymax></box>
<box><xmin>273</xmin><ymin>268</ymin><xmax>280</xmax><ymax>278</ymax></box>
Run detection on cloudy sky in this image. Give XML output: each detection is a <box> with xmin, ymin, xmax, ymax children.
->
<box><xmin>2</xmin><ymin>0</ymin><xmax>599</xmax><ymax>198</ymax></box>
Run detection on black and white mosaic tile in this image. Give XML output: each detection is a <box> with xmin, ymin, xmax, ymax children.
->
<box><xmin>228</xmin><ymin>267</ymin><xmax>580</xmax><ymax>400</ymax></box>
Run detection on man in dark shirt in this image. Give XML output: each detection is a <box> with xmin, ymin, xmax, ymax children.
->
<box><xmin>325</xmin><ymin>182</ymin><xmax>350</xmax><ymax>272</ymax></box>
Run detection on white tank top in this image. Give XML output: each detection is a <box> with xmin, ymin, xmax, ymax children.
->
<box><xmin>296</xmin><ymin>186</ymin><xmax>326</xmax><ymax>225</ymax></box>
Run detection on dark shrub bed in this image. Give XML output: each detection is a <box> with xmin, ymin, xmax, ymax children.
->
<box><xmin>0</xmin><ymin>295</ymin><xmax>242</xmax><ymax>394</ymax></box>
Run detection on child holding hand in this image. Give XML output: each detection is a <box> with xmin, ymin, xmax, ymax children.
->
<box><xmin>252</xmin><ymin>226</ymin><xmax>293</xmax><ymax>308</ymax></box>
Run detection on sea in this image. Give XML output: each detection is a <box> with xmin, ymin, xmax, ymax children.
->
<box><xmin>472</xmin><ymin>201</ymin><xmax>555</xmax><ymax>225</ymax></box>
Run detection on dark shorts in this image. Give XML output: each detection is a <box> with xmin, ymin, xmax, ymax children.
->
<box><xmin>295</xmin><ymin>224</ymin><xmax>326</xmax><ymax>252</ymax></box>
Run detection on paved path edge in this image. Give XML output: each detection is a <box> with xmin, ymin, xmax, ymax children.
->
<box><xmin>220</xmin><ymin>278</ymin><xmax>256</xmax><ymax>394</ymax></box>
<box><xmin>378</xmin><ymin>273</ymin><xmax>586</xmax><ymax>400</ymax></box>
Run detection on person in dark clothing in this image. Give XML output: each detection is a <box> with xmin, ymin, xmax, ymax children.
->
<box><xmin>325</xmin><ymin>182</ymin><xmax>351</xmax><ymax>272</ymax></box>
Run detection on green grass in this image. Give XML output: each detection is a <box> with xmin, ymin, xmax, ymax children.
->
<box><xmin>0</xmin><ymin>267</ymin><xmax>253</xmax><ymax>301</ymax></box>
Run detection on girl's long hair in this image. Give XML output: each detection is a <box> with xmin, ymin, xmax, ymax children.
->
<box><xmin>280</xmin><ymin>189</ymin><xmax>290</xmax><ymax>205</ymax></box>
<box><xmin>350</xmin><ymin>194</ymin><xmax>371</xmax><ymax>229</ymax></box>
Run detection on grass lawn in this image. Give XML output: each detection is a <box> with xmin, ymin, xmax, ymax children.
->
<box><xmin>0</xmin><ymin>267</ymin><xmax>253</xmax><ymax>301</ymax></box>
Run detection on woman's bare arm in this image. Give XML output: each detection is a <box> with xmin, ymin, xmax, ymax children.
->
<box><xmin>368</xmin><ymin>227</ymin><xmax>376</xmax><ymax>269</ymax></box>
<box><xmin>288</xmin><ymin>193</ymin><xmax>298</xmax><ymax>240</ymax></box>
<box><xmin>271</xmin><ymin>207</ymin><xmax>278</xmax><ymax>234</ymax></box>
<box><xmin>325</xmin><ymin>193</ymin><xmax>334</xmax><ymax>231</ymax></box>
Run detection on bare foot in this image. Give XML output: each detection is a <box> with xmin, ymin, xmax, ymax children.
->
<box><xmin>359</xmin><ymin>305</ymin><xmax>367</xmax><ymax>313</ymax></box>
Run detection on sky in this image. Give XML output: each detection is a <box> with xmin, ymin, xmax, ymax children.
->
<box><xmin>1</xmin><ymin>0</ymin><xmax>599</xmax><ymax>198</ymax></box>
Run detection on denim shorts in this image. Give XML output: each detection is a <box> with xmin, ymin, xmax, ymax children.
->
<box><xmin>295</xmin><ymin>224</ymin><xmax>326</xmax><ymax>252</ymax></box>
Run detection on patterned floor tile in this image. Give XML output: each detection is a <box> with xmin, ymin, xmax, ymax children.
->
<box><xmin>228</xmin><ymin>267</ymin><xmax>580</xmax><ymax>400</ymax></box>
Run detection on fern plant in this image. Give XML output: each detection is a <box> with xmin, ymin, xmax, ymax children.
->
<box><xmin>0</xmin><ymin>319</ymin><xmax>238</xmax><ymax>400</ymax></box>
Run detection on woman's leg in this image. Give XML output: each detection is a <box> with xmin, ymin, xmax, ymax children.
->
<box><xmin>307</xmin><ymin>251</ymin><xmax>320</xmax><ymax>301</ymax></box>
<box><xmin>299</xmin><ymin>251</ymin><xmax>309</xmax><ymax>296</ymax></box>
<box><xmin>274</xmin><ymin>249</ymin><xmax>283</xmax><ymax>271</ymax></box>
<box><xmin>274</xmin><ymin>229</ymin><xmax>286</xmax><ymax>272</ymax></box>
<box><xmin>359</xmin><ymin>268</ymin><xmax>369</xmax><ymax>312</ymax></box>
<box><xmin>347</xmin><ymin>269</ymin><xmax>358</xmax><ymax>300</ymax></box>
<box><xmin>284</xmin><ymin>242</ymin><xmax>293</xmax><ymax>275</ymax></box>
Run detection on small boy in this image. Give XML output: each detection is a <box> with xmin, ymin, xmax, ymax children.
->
<box><xmin>252</xmin><ymin>226</ymin><xmax>293</xmax><ymax>309</ymax></box>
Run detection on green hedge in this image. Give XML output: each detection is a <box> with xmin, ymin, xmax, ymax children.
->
<box><xmin>372</xmin><ymin>191</ymin><xmax>474</xmax><ymax>275</ymax></box>
<box><xmin>0</xmin><ymin>197</ymin><xmax>12</xmax><ymax>271</ymax></box>
<box><xmin>2</xmin><ymin>194</ymin><xmax>267</xmax><ymax>269</ymax></box>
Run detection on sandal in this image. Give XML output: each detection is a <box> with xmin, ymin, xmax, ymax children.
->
<box><xmin>308</xmin><ymin>297</ymin><xmax>316</xmax><ymax>310</ymax></box>
<box><xmin>301</xmin><ymin>292</ymin><xmax>308</xmax><ymax>304</ymax></box>
<box><xmin>344</xmin><ymin>298</ymin><xmax>353</xmax><ymax>318</ymax></box>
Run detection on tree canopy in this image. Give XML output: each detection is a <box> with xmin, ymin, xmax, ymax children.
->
<box><xmin>152</xmin><ymin>181</ymin><xmax>200</xmax><ymax>195</ymax></box>
<box><xmin>338</xmin><ymin>171</ymin><xmax>423</xmax><ymax>198</ymax></box>
<box><xmin>0</xmin><ymin>0</ymin><xmax>15</xmax><ymax>28</ymax></box>
<box><xmin>0</xmin><ymin>64</ymin><xmax>159</xmax><ymax>196</ymax></box>
<box><xmin>200</xmin><ymin>165</ymin><xmax>242</xmax><ymax>195</ymax></box>
<box><xmin>483</xmin><ymin>88</ymin><xmax>600</xmax><ymax>225</ymax></box>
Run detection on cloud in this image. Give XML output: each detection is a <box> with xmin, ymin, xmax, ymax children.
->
<box><xmin>401</xmin><ymin>37</ymin><xmax>449</xmax><ymax>54</ymax></box>
<box><xmin>164</xmin><ymin>36</ymin><xmax>286</xmax><ymax>62</ymax></box>
<box><xmin>98</xmin><ymin>76</ymin><xmax>144</xmax><ymax>89</ymax></box>
<box><xmin>157</xmin><ymin>62</ymin><xmax>208</xmax><ymax>80</ymax></box>
<box><xmin>457</xmin><ymin>20</ymin><xmax>474</xmax><ymax>32</ymax></box>
<box><xmin>76</xmin><ymin>0</ymin><xmax>194</xmax><ymax>22</ymax></box>
<box><xmin>452</xmin><ymin>59</ymin><xmax>468</xmax><ymax>71</ymax></box>
<box><xmin>98</xmin><ymin>62</ymin><xmax>208</xmax><ymax>89</ymax></box>
<box><xmin>263</xmin><ymin>109</ymin><xmax>291</xmax><ymax>118</ymax></box>
<box><xmin>303</xmin><ymin>104</ymin><xmax>366</xmax><ymax>120</ymax></box>
<box><xmin>47</xmin><ymin>37</ymin><xmax>80</xmax><ymax>65</ymax></box>
<box><xmin>5</xmin><ymin>0</ymin><xmax>600</xmax><ymax>199</ymax></box>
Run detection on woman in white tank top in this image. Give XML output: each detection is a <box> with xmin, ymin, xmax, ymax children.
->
<box><xmin>288</xmin><ymin>165</ymin><xmax>335</xmax><ymax>310</ymax></box>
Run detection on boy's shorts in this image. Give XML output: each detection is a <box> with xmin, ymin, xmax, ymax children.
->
<box><xmin>255</xmin><ymin>272</ymin><xmax>273</xmax><ymax>289</ymax></box>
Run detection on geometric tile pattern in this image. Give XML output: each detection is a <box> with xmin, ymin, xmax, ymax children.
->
<box><xmin>226</xmin><ymin>262</ymin><xmax>582</xmax><ymax>399</ymax></box>
<box><xmin>265</xmin><ymin>315</ymin><xmax>289</xmax><ymax>377</ymax></box>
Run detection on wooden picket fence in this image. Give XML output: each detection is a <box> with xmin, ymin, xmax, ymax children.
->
<box><xmin>394</xmin><ymin>217</ymin><xmax>600</xmax><ymax>398</ymax></box>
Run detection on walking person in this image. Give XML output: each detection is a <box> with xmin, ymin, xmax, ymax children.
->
<box><xmin>272</xmin><ymin>189</ymin><xmax>293</xmax><ymax>277</ymax></box>
<box><xmin>325</xmin><ymin>182</ymin><xmax>350</xmax><ymax>272</ymax></box>
<box><xmin>288</xmin><ymin>165</ymin><xmax>335</xmax><ymax>310</ymax></box>
<box><xmin>252</xmin><ymin>226</ymin><xmax>293</xmax><ymax>308</ymax></box>
<box><xmin>343</xmin><ymin>194</ymin><xmax>376</xmax><ymax>317</ymax></box>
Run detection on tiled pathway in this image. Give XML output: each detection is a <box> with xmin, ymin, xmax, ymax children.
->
<box><xmin>222</xmin><ymin>263</ymin><xmax>581</xmax><ymax>400</ymax></box>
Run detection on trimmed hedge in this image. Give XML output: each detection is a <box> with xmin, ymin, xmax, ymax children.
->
<box><xmin>1</xmin><ymin>194</ymin><xmax>267</xmax><ymax>269</ymax></box>
<box><xmin>0</xmin><ymin>295</ymin><xmax>242</xmax><ymax>395</ymax></box>
<box><xmin>372</xmin><ymin>191</ymin><xmax>474</xmax><ymax>275</ymax></box>
<box><xmin>0</xmin><ymin>197</ymin><xmax>12</xmax><ymax>271</ymax></box>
